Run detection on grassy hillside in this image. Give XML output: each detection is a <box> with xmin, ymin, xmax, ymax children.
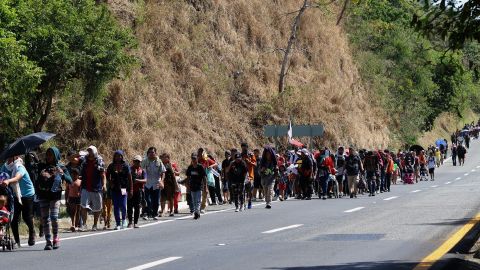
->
<box><xmin>48</xmin><ymin>0</ymin><xmax>390</xmax><ymax>163</ymax></box>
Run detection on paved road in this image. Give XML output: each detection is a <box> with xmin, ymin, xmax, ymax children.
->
<box><xmin>3</xmin><ymin>141</ymin><xmax>480</xmax><ymax>270</ymax></box>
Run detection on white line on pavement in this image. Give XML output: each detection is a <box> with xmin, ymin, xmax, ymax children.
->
<box><xmin>126</xmin><ymin>257</ymin><xmax>182</xmax><ymax>270</ymax></box>
<box><xmin>431</xmin><ymin>185</ymin><xmax>439</xmax><ymax>188</ymax></box>
<box><xmin>139</xmin><ymin>220</ymin><xmax>175</xmax><ymax>228</ymax></box>
<box><xmin>456</xmin><ymin>177</ymin><xmax>461</xmax><ymax>180</ymax></box>
<box><xmin>344</xmin><ymin>207</ymin><xmax>365</xmax><ymax>213</ymax></box>
<box><xmin>262</xmin><ymin>224</ymin><xmax>304</xmax><ymax>234</ymax></box>
<box><xmin>411</xmin><ymin>190</ymin><xmax>422</xmax><ymax>193</ymax></box>
<box><xmin>384</xmin><ymin>196</ymin><xmax>398</xmax><ymax>201</ymax></box>
<box><xmin>472</xmin><ymin>169</ymin><xmax>476</xmax><ymax>172</ymax></box>
<box><xmin>445</xmin><ymin>182</ymin><xmax>451</xmax><ymax>185</ymax></box>
<box><xmin>477</xmin><ymin>165</ymin><xmax>480</xmax><ymax>168</ymax></box>
<box><xmin>465</xmin><ymin>173</ymin><xmax>470</xmax><ymax>176</ymax></box>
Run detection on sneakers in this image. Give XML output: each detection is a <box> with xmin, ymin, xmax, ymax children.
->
<box><xmin>248</xmin><ymin>202</ymin><xmax>252</xmax><ymax>209</ymax></box>
<box><xmin>239</xmin><ymin>205</ymin><xmax>244</xmax><ymax>212</ymax></box>
<box><xmin>142</xmin><ymin>216</ymin><xmax>149</xmax><ymax>221</ymax></box>
<box><xmin>134</xmin><ymin>224</ymin><xmax>140</xmax><ymax>229</ymax></box>
<box><xmin>169</xmin><ymin>213</ymin><xmax>174</xmax><ymax>217</ymax></box>
<box><xmin>44</xmin><ymin>241</ymin><xmax>53</xmax><ymax>251</ymax></box>
<box><xmin>152</xmin><ymin>217</ymin><xmax>159</xmax><ymax>221</ymax></box>
<box><xmin>121</xmin><ymin>220</ymin><xmax>126</xmax><ymax>230</ymax></box>
<box><xmin>52</xmin><ymin>237</ymin><xmax>60</xmax><ymax>250</ymax></box>
<box><xmin>266</xmin><ymin>204</ymin><xmax>272</xmax><ymax>209</ymax></box>
<box><xmin>235</xmin><ymin>207</ymin><xmax>239</xmax><ymax>212</ymax></box>
<box><xmin>193</xmin><ymin>212</ymin><xmax>200</xmax><ymax>220</ymax></box>
<box><xmin>174</xmin><ymin>209</ymin><xmax>179</xmax><ymax>214</ymax></box>
<box><xmin>200</xmin><ymin>210</ymin><xmax>206</xmax><ymax>214</ymax></box>
<box><xmin>91</xmin><ymin>225</ymin><xmax>98</xmax><ymax>232</ymax></box>
<box><xmin>127</xmin><ymin>223</ymin><xmax>133</xmax><ymax>229</ymax></box>
<box><xmin>114</xmin><ymin>226</ymin><xmax>121</xmax><ymax>230</ymax></box>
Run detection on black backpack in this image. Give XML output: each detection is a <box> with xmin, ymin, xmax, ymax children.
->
<box><xmin>364</xmin><ymin>155</ymin><xmax>377</xmax><ymax>172</ymax></box>
<box><xmin>345</xmin><ymin>155</ymin><xmax>359</xmax><ymax>175</ymax></box>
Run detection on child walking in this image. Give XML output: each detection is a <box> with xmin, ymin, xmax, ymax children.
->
<box><xmin>66</xmin><ymin>168</ymin><xmax>82</xmax><ymax>232</ymax></box>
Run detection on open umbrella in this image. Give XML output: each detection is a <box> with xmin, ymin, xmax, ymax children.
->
<box><xmin>409</xmin><ymin>145</ymin><xmax>424</xmax><ymax>154</ymax></box>
<box><xmin>0</xmin><ymin>132</ymin><xmax>56</xmax><ymax>160</ymax></box>
<box><xmin>435</xmin><ymin>139</ymin><xmax>447</xmax><ymax>148</ymax></box>
<box><xmin>289</xmin><ymin>139</ymin><xmax>305</xmax><ymax>148</ymax></box>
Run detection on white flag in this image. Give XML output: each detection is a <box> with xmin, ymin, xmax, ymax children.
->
<box><xmin>287</xmin><ymin>121</ymin><xmax>293</xmax><ymax>142</ymax></box>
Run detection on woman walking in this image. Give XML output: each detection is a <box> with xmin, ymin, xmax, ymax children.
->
<box><xmin>260</xmin><ymin>146</ymin><xmax>278</xmax><ymax>209</ymax></box>
<box><xmin>1</xmin><ymin>156</ymin><xmax>36</xmax><ymax>247</ymax></box>
<box><xmin>36</xmin><ymin>147</ymin><xmax>72</xmax><ymax>250</ymax></box>
<box><xmin>106</xmin><ymin>151</ymin><xmax>132</xmax><ymax>230</ymax></box>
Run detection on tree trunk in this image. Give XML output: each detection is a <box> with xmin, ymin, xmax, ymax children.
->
<box><xmin>278</xmin><ymin>0</ymin><xmax>309</xmax><ymax>93</ymax></box>
<box><xmin>34</xmin><ymin>92</ymin><xmax>54</xmax><ymax>132</ymax></box>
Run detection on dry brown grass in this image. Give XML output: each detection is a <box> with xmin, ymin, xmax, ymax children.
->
<box><xmin>50</xmin><ymin>0</ymin><xmax>392</xmax><ymax>165</ymax></box>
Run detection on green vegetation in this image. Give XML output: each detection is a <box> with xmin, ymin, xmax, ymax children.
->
<box><xmin>0</xmin><ymin>0</ymin><xmax>135</xmax><ymax>146</ymax></box>
<box><xmin>346</xmin><ymin>0</ymin><xmax>480</xmax><ymax>145</ymax></box>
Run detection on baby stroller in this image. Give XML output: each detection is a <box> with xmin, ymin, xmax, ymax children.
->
<box><xmin>0</xmin><ymin>174</ymin><xmax>15</xmax><ymax>251</ymax></box>
<box><xmin>403</xmin><ymin>165</ymin><xmax>415</xmax><ymax>185</ymax></box>
<box><xmin>419</xmin><ymin>165</ymin><xmax>429</xmax><ymax>182</ymax></box>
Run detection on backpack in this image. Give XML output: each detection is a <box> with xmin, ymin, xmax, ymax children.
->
<box><xmin>345</xmin><ymin>155</ymin><xmax>359</xmax><ymax>175</ymax></box>
<box><xmin>335</xmin><ymin>154</ymin><xmax>346</xmax><ymax>169</ymax></box>
<box><xmin>364</xmin><ymin>155</ymin><xmax>377</xmax><ymax>172</ymax></box>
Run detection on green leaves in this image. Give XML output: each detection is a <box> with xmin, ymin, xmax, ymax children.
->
<box><xmin>347</xmin><ymin>0</ymin><xmax>480</xmax><ymax>144</ymax></box>
<box><xmin>0</xmin><ymin>0</ymin><xmax>136</xmax><ymax>142</ymax></box>
<box><xmin>414</xmin><ymin>0</ymin><xmax>480</xmax><ymax>50</ymax></box>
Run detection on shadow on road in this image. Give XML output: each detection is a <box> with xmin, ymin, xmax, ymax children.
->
<box><xmin>414</xmin><ymin>218</ymin><xmax>473</xmax><ymax>226</ymax></box>
<box><xmin>265</xmin><ymin>260</ymin><xmax>418</xmax><ymax>270</ymax></box>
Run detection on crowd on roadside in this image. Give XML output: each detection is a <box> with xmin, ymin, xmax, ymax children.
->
<box><xmin>0</xmin><ymin>122</ymin><xmax>478</xmax><ymax>251</ymax></box>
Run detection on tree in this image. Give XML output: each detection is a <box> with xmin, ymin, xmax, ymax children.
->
<box><xmin>414</xmin><ymin>0</ymin><xmax>480</xmax><ymax>50</ymax></box>
<box><xmin>4</xmin><ymin>0</ymin><xmax>136</xmax><ymax>132</ymax></box>
<box><xmin>0</xmin><ymin>1</ymin><xmax>43</xmax><ymax>145</ymax></box>
<box><xmin>278</xmin><ymin>0</ymin><xmax>351</xmax><ymax>93</ymax></box>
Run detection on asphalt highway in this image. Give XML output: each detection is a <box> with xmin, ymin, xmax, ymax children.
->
<box><xmin>3</xmin><ymin>141</ymin><xmax>480</xmax><ymax>270</ymax></box>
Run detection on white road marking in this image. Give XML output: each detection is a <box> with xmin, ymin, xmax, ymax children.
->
<box><xmin>465</xmin><ymin>173</ymin><xmax>470</xmax><ymax>176</ymax></box>
<box><xmin>445</xmin><ymin>182</ymin><xmax>451</xmax><ymax>185</ymax></box>
<box><xmin>262</xmin><ymin>224</ymin><xmax>304</xmax><ymax>234</ymax></box>
<box><xmin>344</xmin><ymin>207</ymin><xmax>365</xmax><ymax>213</ymax></box>
<box><xmin>411</xmin><ymin>190</ymin><xmax>422</xmax><ymax>193</ymax></box>
<box><xmin>456</xmin><ymin>177</ymin><xmax>461</xmax><ymax>180</ymax></box>
<box><xmin>477</xmin><ymin>165</ymin><xmax>480</xmax><ymax>168</ymax></box>
<box><xmin>472</xmin><ymin>169</ymin><xmax>476</xmax><ymax>172</ymax></box>
<box><xmin>217</xmin><ymin>243</ymin><xmax>226</xmax><ymax>246</ymax></box>
<box><xmin>139</xmin><ymin>219</ymin><xmax>175</xmax><ymax>228</ymax></box>
<box><xmin>384</xmin><ymin>196</ymin><xmax>398</xmax><ymax>201</ymax></box>
<box><xmin>431</xmin><ymin>185</ymin><xmax>439</xmax><ymax>188</ymax></box>
<box><xmin>126</xmin><ymin>257</ymin><xmax>182</xmax><ymax>270</ymax></box>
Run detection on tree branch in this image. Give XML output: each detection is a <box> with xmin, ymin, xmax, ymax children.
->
<box><xmin>279</xmin><ymin>0</ymin><xmax>309</xmax><ymax>93</ymax></box>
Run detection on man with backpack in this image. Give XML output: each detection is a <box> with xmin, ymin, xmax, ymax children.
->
<box><xmin>363</xmin><ymin>151</ymin><xmax>379</xmax><ymax>197</ymax></box>
<box><xmin>344</xmin><ymin>147</ymin><xmax>363</xmax><ymax>198</ymax></box>
<box><xmin>316</xmin><ymin>150</ymin><xmax>334</xmax><ymax>200</ymax></box>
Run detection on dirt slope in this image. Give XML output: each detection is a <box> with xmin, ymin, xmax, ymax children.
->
<box><xmin>65</xmin><ymin>0</ymin><xmax>391</xmax><ymax>163</ymax></box>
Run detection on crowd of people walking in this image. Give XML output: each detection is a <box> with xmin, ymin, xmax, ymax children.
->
<box><xmin>0</xmin><ymin>122</ymin><xmax>478</xmax><ymax>251</ymax></box>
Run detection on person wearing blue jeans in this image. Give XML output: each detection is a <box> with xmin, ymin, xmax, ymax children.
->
<box><xmin>186</xmin><ymin>153</ymin><xmax>206</xmax><ymax>220</ymax></box>
<box><xmin>106</xmin><ymin>150</ymin><xmax>132</xmax><ymax>230</ymax></box>
<box><xmin>141</xmin><ymin>147</ymin><xmax>165</xmax><ymax>220</ymax></box>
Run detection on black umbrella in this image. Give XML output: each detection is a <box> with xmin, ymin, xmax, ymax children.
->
<box><xmin>0</xmin><ymin>132</ymin><xmax>56</xmax><ymax>160</ymax></box>
<box><xmin>409</xmin><ymin>144</ymin><xmax>424</xmax><ymax>154</ymax></box>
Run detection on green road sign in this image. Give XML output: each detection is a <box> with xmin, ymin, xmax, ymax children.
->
<box><xmin>264</xmin><ymin>124</ymin><xmax>324</xmax><ymax>137</ymax></box>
